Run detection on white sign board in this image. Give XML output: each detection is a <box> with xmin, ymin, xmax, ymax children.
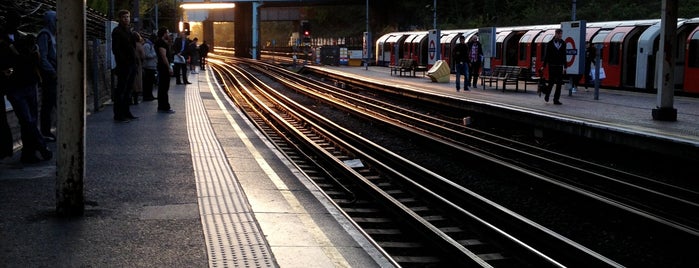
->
<box><xmin>479</xmin><ymin>27</ymin><xmax>496</xmax><ymax>58</ymax></box>
<box><xmin>562</xmin><ymin>21</ymin><xmax>586</xmax><ymax>75</ymax></box>
<box><xmin>428</xmin><ymin>29</ymin><xmax>441</xmax><ymax>65</ymax></box>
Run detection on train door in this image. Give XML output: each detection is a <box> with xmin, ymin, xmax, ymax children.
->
<box><xmin>621</xmin><ymin>27</ymin><xmax>647</xmax><ymax>88</ymax></box>
<box><xmin>404</xmin><ymin>34</ymin><xmax>419</xmax><ymax>60</ymax></box>
<box><xmin>375</xmin><ymin>34</ymin><xmax>391</xmax><ymax>66</ymax></box>
<box><xmin>504</xmin><ymin>31</ymin><xmax>525</xmax><ymax>66</ymax></box>
<box><xmin>684</xmin><ymin>25</ymin><xmax>699</xmax><ymax>93</ymax></box>
<box><xmin>442</xmin><ymin>32</ymin><xmax>460</xmax><ymax>69</ymax></box>
<box><xmin>491</xmin><ymin>31</ymin><xmax>511</xmax><ymax>67</ymax></box>
<box><xmin>592</xmin><ymin>29</ymin><xmax>611</xmax><ymax>85</ymax></box>
<box><xmin>388</xmin><ymin>34</ymin><xmax>408</xmax><ymax>66</ymax></box>
<box><xmin>602</xmin><ymin>26</ymin><xmax>640</xmax><ymax>87</ymax></box>
<box><xmin>414</xmin><ymin>33</ymin><xmax>428</xmax><ymax>66</ymax></box>
<box><xmin>518</xmin><ymin>30</ymin><xmax>542</xmax><ymax>71</ymax></box>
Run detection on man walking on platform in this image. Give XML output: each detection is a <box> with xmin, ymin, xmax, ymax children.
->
<box><xmin>467</xmin><ymin>34</ymin><xmax>484</xmax><ymax>89</ymax></box>
<box><xmin>541</xmin><ymin>29</ymin><xmax>566</xmax><ymax>105</ymax></box>
<box><xmin>452</xmin><ymin>35</ymin><xmax>469</xmax><ymax>92</ymax></box>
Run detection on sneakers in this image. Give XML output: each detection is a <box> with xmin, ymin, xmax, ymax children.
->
<box><xmin>158</xmin><ymin>109</ymin><xmax>176</xmax><ymax>114</ymax></box>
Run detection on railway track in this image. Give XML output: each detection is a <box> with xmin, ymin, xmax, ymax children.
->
<box><xmin>269</xmin><ymin>63</ymin><xmax>699</xmax><ymax>237</ymax></box>
<box><xmin>206</xmin><ymin>56</ymin><xmax>622</xmax><ymax>267</ymax></box>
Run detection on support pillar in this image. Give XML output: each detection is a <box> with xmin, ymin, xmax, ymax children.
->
<box><xmin>56</xmin><ymin>0</ymin><xmax>86</xmax><ymax>216</ymax></box>
<box><xmin>653</xmin><ymin>0</ymin><xmax>678</xmax><ymax>121</ymax></box>
<box><xmin>234</xmin><ymin>3</ymin><xmax>253</xmax><ymax>58</ymax></box>
<box><xmin>202</xmin><ymin>20</ymin><xmax>214</xmax><ymax>51</ymax></box>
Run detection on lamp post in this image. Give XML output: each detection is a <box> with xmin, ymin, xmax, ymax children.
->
<box><xmin>433</xmin><ymin>0</ymin><xmax>437</xmax><ymax>30</ymax></box>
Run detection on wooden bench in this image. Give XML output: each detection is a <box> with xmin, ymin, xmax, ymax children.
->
<box><xmin>480</xmin><ymin>65</ymin><xmax>507</xmax><ymax>89</ymax></box>
<box><xmin>390</xmin><ymin>58</ymin><xmax>427</xmax><ymax>77</ymax></box>
<box><xmin>390</xmin><ymin>59</ymin><xmax>415</xmax><ymax>76</ymax></box>
<box><xmin>414</xmin><ymin>64</ymin><xmax>428</xmax><ymax>76</ymax></box>
<box><xmin>481</xmin><ymin>65</ymin><xmax>537</xmax><ymax>92</ymax></box>
<box><xmin>499</xmin><ymin>66</ymin><xmax>523</xmax><ymax>92</ymax></box>
<box><xmin>517</xmin><ymin>68</ymin><xmax>540</xmax><ymax>92</ymax></box>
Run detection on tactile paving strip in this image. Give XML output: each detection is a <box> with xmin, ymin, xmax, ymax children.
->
<box><xmin>186</xmin><ymin>82</ymin><xmax>276</xmax><ymax>268</ymax></box>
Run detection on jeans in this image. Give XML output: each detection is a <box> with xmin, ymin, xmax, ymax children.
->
<box><xmin>6</xmin><ymin>84</ymin><xmax>46</xmax><ymax>155</ymax></box>
<box><xmin>455</xmin><ymin>62</ymin><xmax>469</xmax><ymax>90</ymax></box>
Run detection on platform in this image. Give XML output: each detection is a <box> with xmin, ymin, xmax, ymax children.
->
<box><xmin>0</xmin><ymin>71</ymin><xmax>389</xmax><ymax>267</ymax></box>
<box><xmin>306</xmin><ymin>65</ymin><xmax>699</xmax><ymax>156</ymax></box>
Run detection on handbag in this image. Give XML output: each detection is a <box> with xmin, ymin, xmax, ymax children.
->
<box><xmin>173</xmin><ymin>54</ymin><xmax>186</xmax><ymax>64</ymax></box>
<box><xmin>590</xmin><ymin>65</ymin><xmax>606</xmax><ymax>80</ymax></box>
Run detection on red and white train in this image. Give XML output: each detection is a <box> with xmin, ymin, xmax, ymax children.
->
<box><xmin>375</xmin><ymin>18</ymin><xmax>699</xmax><ymax>94</ymax></box>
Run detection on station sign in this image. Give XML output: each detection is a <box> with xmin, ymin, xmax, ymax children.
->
<box><xmin>428</xmin><ymin>29</ymin><xmax>441</xmax><ymax>65</ymax></box>
<box><xmin>562</xmin><ymin>20</ymin><xmax>586</xmax><ymax>75</ymax></box>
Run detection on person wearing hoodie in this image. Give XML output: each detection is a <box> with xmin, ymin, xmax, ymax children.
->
<box><xmin>37</xmin><ymin>10</ymin><xmax>57</xmax><ymax>141</ymax></box>
<box><xmin>2</xmin><ymin>9</ymin><xmax>52</xmax><ymax>163</ymax></box>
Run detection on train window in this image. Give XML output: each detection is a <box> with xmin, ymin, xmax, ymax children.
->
<box><xmin>611</xmin><ymin>32</ymin><xmax>624</xmax><ymax>43</ymax></box>
<box><xmin>542</xmin><ymin>34</ymin><xmax>553</xmax><ymax>43</ymax></box>
<box><xmin>608</xmin><ymin>33</ymin><xmax>624</xmax><ymax>65</ymax></box>
<box><xmin>519</xmin><ymin>44</ymin><xmax>527</xmax><ymax>61</ymax></box>
<box><xmin>592</xmin><ymin>30</ymin><xmax>610</xmax><ymax>44</ymax></box>
<box><xmin>689</xmin><ymin>31</ymin><xmax>699</xmax><ymax>68</ymax></box>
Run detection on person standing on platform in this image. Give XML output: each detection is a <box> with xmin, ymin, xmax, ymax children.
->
<box><xmin>541</xmin><ymin>28</ymin><xmax>566</xmax><ymax>105</ymax></box>
<box><xmin>189</xmin><ymin>37</ymin><xmax>199</xmax><ymax>74</ymax></box>
<box><xmin>0</xmin><ymin>26</ymin><xmax>15</xmax><ymax>159</ymax></box>
<box><xmin>467</xmin><ymin>34</ymin><xmax>484</xmax><ymax>89</ymax></box>
<box><xmin>173</xmin><ymin>31</ymin><xmax>191</xmax><ymax>85</ymax></box>
<box><xmin>584</xmin><ymin>42</ymin><xmax>596</xmax><ymax>89</ymax></box>
<box><xmin>111</xmin><ymin>9</ymin><xmax>139</xmax><ymax>121</ymax></box>
<box><xmin>452</xmin><ymin>35</ymin><xmax>469</xmax><ymax>92</ymax></box>
<box><xmin>141</xmin><ymin>34</ymin><xmax>157</xmax><ymax>101</ymax></box>
<box><xmin>199</xmin><ymin>40</ymin><xmax>209</xmax><ymax>70</ymax></box>
<box><xmin>155</xmin><ymin>27</ymin><xmax>175</xmax><ymax>113</ymax></box>
<box><xmin>2</xmin><ymin>10</ymin><xmax>52</xmax><ymax>163</ymax></box>
<box><xmin>131</xmin><ymin>32</ymin><xmax>144</xmax><ymax>105</ymax></box>
<box><xmin>37</xmin><ymin>10</ymin><xmax>57</xmax><ymax>142</ymax></box>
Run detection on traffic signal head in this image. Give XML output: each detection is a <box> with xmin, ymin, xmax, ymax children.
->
<box><xmin>302</xmin><ymin>22</ymin><xmax>310</xmax><ymax>37</ymax></box>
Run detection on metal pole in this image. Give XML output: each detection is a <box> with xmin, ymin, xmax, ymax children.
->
<box><xmin>155</xmin><ymin>3</ymin><xmax>158</xmax><ymax>31</ymax></box>
<box><xmin>594</xmin><ymin>44</ymin><xmax>602</xmax><ymax>100</ymax></box>
<box><xmin>56</xmin><ymin>0</ymin><xmax>86</xmax><ymax>217</ymax></box>
<box><xmin>653</xmin><ymin>0</ymin><xmax>678</xmax><ymax>121</ymax></box>
<box><xmin>133</xmin><ymin>0</ymin><xmax>140</xmax><ymax>31</ymax></box>
<box><xmin>433</xmin><ymin>0</ymin><xmax>437</xmax><ymax>30</ymax></box>
<box><xmin>251</xmin><ymin>1</ymin><xmax>261</xmax><ymax>59</ymax></box>
<box><xmin>572</xmin><ymin>0</ymin><xmax>577</xmax><ymax>21</ymax></box>
<box><xmin>365</xmin><ymin>0</ymin><xmax>369</xmax><ymax>70</ymax></box>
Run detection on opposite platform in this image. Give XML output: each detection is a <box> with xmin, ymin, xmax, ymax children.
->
<box><xmin>307</xmin><ymin>65</ymin><xmax>699</xmax><ymax>151</ymax></box>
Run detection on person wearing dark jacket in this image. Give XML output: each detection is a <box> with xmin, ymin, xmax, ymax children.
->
<box><xmin>541</xmin><ymin>28</ymin><xmax>567</xmax><ymax>105</ymax></box>
<box><xmin>172</xmin><ymin>31</ymin><xmax>191</xmax><ymax>84</ymax></box>
<box><xmin>466</xmin><ymin>35</ymin><xmax>484</xmax><ymax>88</ymax></box>
<box><xmin>2</xmin><ymin>10</ymin><xmax>52</xmax><ymax>163</ymax></box>
<box><xmin>199</xmin><ymin>40</ymin><xmax>210</xmax><ymax>70</ymax></box>
<box><xmin>452</xmin><ymin>35</ymin><xmax>469</xmax><ymax>92</ymax></box>
<box><xmin>37</xmin><ymin>10</ymin><xmax>57</xmax><ymax>141</ymax></box>
<box><xmin>0</xmin><ymin>26</ymin><xmax>15</xmax><ymax>159</ymax></box>
<box><xmin>111</xmin><ymin>9</ymin><xmax>139</xmax><ymax>122</ymax></box>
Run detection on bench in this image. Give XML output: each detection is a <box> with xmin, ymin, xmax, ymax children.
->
<box><xmin>499</xmin><ymin>66</ymin><xmax>522</xmax><ymax>92</ymax></box>
<box><xmin>480</xmin><ymin>65</ymin><xmax>507</xmax><ymax>89</ymax></box>
<box><xmin>390</xmin><ymin>58</ymin><xmax>427</xmax><ymax>77</ymax></box>
<box><xmin>480</xmin><ymin>65</ymin><xmax>535</xmax><ymax>92</ymax></box>
<box><xmin>390</xmin><ymin>58</ymin><xmax>414</xmax><ymax>76</ymax></box>
<box><xmin>517</xmin><ymin>68</ymin><xmax>540</xmax><ymax>92</ymax></box>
